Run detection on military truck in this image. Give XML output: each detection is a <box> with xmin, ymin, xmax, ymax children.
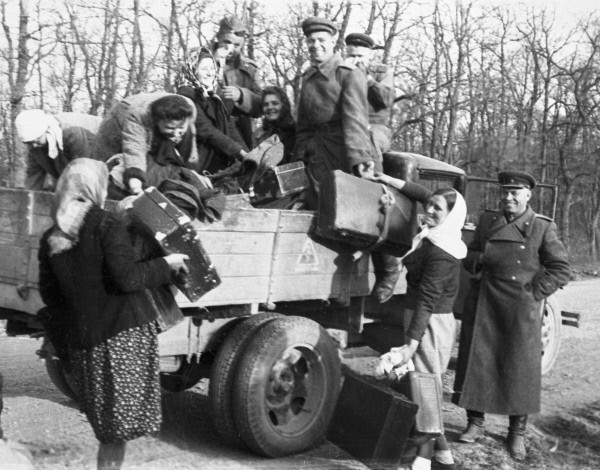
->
<box><xmin>0</xmin><ymin>152</ymin><xmax>575</xmax><ymax>458</ymax></box>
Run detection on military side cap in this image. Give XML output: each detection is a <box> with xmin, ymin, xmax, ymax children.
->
<box><xmin>218</xmin><ymin>15</ymin><xmax>246</xmax><ymax>36</ymax></box>
<box><xmin>301</xmin><ymin>17</ymin><xmax>338</xmax><ymax>36</ymax></box>
<box><xmin>498</xmin><ymin>171</ymin><xmax>536</xmax><ymax>190</ymax></box>
<box><xmin>345</xmin><ymin>33</ymin><xmax>375</xmax><ymax>49</ymax></box>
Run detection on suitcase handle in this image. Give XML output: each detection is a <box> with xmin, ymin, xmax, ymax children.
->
<box><xmin>367</xmin><ymin>184</ymin><xmax>393</xmax><ymax>251</ymax></box>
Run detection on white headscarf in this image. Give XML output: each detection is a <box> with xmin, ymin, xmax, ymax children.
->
<box><xmin>402</xmin><ymin>189</ymin><xmax>468</xmax><ymax>260</ymax></box>
<box><xmin>15</xmin><ymin>109</ymin><xmax>63</xmax><ymax>159</ymax></box>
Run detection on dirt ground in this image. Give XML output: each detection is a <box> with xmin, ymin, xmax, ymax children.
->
<box><xmin>1</xmin><ymin>277</ymin><xmax>599</xmax><ymax>469</ymax></box>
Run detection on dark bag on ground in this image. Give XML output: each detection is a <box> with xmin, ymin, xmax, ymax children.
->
<box><xmin>317</xmin><ymin>170</ymin><xmax>417</xmax><ymax>256</ymax></box>
<box><xmin>327</xmin><ymin>372</ymin><xmax>418</xmax><ymax>468</ymax></box>
<box><xmin>129</xmin><ymin>187</ymin><xmax>221</xmax><ymax>302</ymax></box>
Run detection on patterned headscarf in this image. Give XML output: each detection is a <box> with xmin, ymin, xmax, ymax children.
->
<box><xmin>48</xmin><ymin>158</ymin><xmax>109</xmax><ymax>255</ymax></box>
<box><xmin>178</xmin><ymin>47</ymin><xmax>217</xmax><ymax>91</ymax></box>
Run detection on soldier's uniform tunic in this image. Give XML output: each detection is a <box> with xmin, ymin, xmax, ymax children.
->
<box><xmin>366</xmin><ymin>63</ymin><xmax>395</xmax><ymax>154</ymax></box>
<box><xmin>222</xmin><ymin>55</ymin><xmax>263</xmax><ymax>149</ymax></box>
<box><xmin>294</xmin><ymin>52</ymin><xmax>374</xmax><ymax>196</ymax></box>
<box><xmin>452</xmin><ymin>207</ymin><xmax>570</xmax><ymax>415</ymax></box>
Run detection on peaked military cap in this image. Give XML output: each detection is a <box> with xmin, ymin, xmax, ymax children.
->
<box><xmin>301</xmin><ymin>17</ymin><xmax>338</xmax><ymax>36</ymax></box>
<box><xmin>498</xmin><ymin>170</ymin><xmax>536</xmax><ymax>190</ymax></box>
<box><xmin>345</xmin><ymin>33</ymin><xmax>375</xmax><ymax>49</ymax></box>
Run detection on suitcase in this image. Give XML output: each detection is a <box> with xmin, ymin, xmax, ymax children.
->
<box><xmin>327</xmin><ymin>373</ymin><xmax>418</xmax><ymax>467</ymax></box>
<box><xmin>391</xmin><ymin>371</ymin><xmax>443</xmax><ymax>435</ymax></box>
<box><xmin>317</xmin><ymin>170</ymin><xmax>417</xmax><ymax>256</ymax></box>
<box><xmin>129</xmin><ymin>187</ymin><xmax>221</xmax><ymax>302</ymax></box>
<box><xmin>250</xmin><ymin>162</ymin><xmax>309</xmax><ymax>203</ymax></box>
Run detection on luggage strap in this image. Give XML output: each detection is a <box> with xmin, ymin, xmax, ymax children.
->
<box><xmin>368</xmin><ymin>184</ymin><xmax>394</xmax><ymax>251</ymax></box>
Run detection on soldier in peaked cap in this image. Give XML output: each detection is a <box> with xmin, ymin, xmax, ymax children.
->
<box><xmin>294</xmin><ymin>16</ymin><xmax>376</xmax><ymax>197</ymax></box>
<box><xmin>345</xmin><ymin>32</ymin><xmax>395</xmax><ymax>154</ymax></box>
<box><xmin>215</xmin><ymin>14</ymin><xmax>263</xmax><ymax>148</ymax></box>
<box><xmin>453</xmin><ymin>170</ymin><xmax>570</xmax><ymax>461</ymax></box>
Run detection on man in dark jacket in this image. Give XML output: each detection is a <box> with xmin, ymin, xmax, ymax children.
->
<box><xmin>215</xmin><ymin>15</ymin><xmax>263</xmax><ymax>149</ymax></box>
<box><xmin>344</xmin><ymin>32</ymin><xmax>395</xmax><ymax>154</ymax></box>
<box><xmin>345</xmin><ymin>32</ymin><xmax>399</xmax><ymax>302</ymax></box>
<box><xmin>453</xmin><ymin>171</ymin><xmax>571</xmax><ymax>461</ymax></box>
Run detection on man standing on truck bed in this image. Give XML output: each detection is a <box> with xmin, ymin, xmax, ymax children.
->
<box><xmin>344</xmin><ymin>32</ymin><xmax>395</xmax><ymax>155</ymax></box>
<box><xmin>294</xmin><ymin>18</ymin><xmax>399</xmax><ymax>302</ymax></box>
<box><xmin>452</xmin><ymin>171</ymin><xmax>571</xmax><ymax>461</ymax></box>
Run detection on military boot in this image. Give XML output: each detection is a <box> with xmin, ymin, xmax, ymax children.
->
<box><xmin>507</xmin><ymin>415</ymin><xmax>527</xmax><ymax>460</ymax></box>
<box><xmin>458</xmin><ymin>410</ymin><xmax>485</xmax><ymax>443</ymax></box>
<box><xmin>371</xmin><ymin>253</ymin><xmax>400</xmax><ymax>303</ymax></box>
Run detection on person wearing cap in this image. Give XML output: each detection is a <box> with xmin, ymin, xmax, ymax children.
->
<box><xmin>294</xmin><ymin>16</ymin><xmax>376</xmax><ymax>202</ymax></box>
<box><xmin>15</xmin><ymin>109</ymin><xmax>102</xmax><ymax>191</ymax></box>
<box><xmin>452</xmin><ymin>171</ymin><xmax>570</xmax><ymax>461</ymax></box>
<box><xmin>214</xmin><ymin>15</ymin><xmax>263</xmax><ymax>149</ymax></box>
<box><xmin>345</xmin><ymin>32</ymin><xmax>399</xmax><ymax>303</ymax></box>
<box><xmin>344</xmin><ymin>32</ymin><xmax>395</xmax><ymax>154</ymax></box>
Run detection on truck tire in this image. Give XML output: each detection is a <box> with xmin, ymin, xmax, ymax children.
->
<box><xmin>42</xmin><ymin>339</ymin><xmax>79</xmax><ymax>402</ymax></box>
<box><xmin>209</xmin><ymin>313</ymin><xmax>282</xmax><ymax>448</ymax></box>
<box><xmin>541</xmin><ymin>295</ymin><xmax>561</xmax><ymax>376</ymax></box>
<box><xmin>232</xmin><ymin>316</ymin><xmax>342</xmax><ymax>457</ymax></box>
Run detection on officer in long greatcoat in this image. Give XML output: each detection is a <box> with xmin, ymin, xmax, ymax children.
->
<box><xmin>293</xmin><ymin>17</ymin><xmax>375</xmax><ymax>200</ymax></box>
<box><xmin>452</xmin><ymin>171</ymin><xmax>570</xmax><ymax>461</ymax></box>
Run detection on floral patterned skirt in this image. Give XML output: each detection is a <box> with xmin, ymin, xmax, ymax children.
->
<box><xmin>70</xmin><ymin>322</ymin><xmax>161</xmax><ymax>443</ymax></box>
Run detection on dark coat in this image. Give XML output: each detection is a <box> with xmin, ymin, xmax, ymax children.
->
<box><xmin>222</xmin><ymin>56</ymin><xmax>263</xmax><ymax>149</ymax></box>
<box><xmin>294</xmin><ymin>53</ymin><xmax>374</xmax><ymax>191</ymax></box>
<box><xmin>177</xmin><ymin>86</ymin><xmax>247</xmax><ymax>175</ymax></box>
<box><xmin>27</xmin><ymin>113</ymin><xmax>101</xmax><ymax>190</ymax></box>
<box><xmin>452</xmin><ymin>207</ymin><xmax>570</xmax><ymax>415</ymax></box>
<box><xmin>38</xmin><ymin>205</ymin><xmax>171</xmax><ymax>350</ymax></box>
<box><xmin>403</xmin><ymin>240</ymin><xmax>461</xmax><ymax>342</ymax></box>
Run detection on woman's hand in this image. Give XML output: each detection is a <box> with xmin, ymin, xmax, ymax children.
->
<box><xmin>127</xmin><ymin>178</ymin><xmax>144</xmax><ymax>195</ymax></box>
<box><xmin>222</xmin><ymin>86</ymin><xmax>242</xmax><ymax>103</ymax></box>
<box><xmin>238</xmin><ymin>149</ymin><xmax>248</xmax><ymax>160</ymax></box>
<box><xmin>163</xmin><ymin>254</ymin><xmax>190</xmax><ymax>274</ymax></box>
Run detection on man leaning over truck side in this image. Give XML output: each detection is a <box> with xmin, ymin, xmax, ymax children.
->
<box><xmin>15</xmin><ymin>109</ymin><xmax>102</xmax><ymax>191</ymax></box>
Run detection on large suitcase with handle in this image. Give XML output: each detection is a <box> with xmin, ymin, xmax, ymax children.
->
<box><xmin>327</xmin><ymin>373</ymin><xmax>418</xmax><ymax>467</ymax></box>
<box><xmin>317</xmin><ymin>170</ymin><xmax>417</xmax><ymax>257</ymax></box>
<box><xmin>129</xmin><ymin>187</ymin><xmax>221</xmax><ymax>302</ymax></box>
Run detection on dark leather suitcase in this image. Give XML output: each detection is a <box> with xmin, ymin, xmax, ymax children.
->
<box><xmin>318</xmin><ymin>170</ymin><xmax>417</xmax><ymax>256</ymax></box>
<box><xmin>391</xmin><ymin>372</ymin><xmax>443</xmax><ymax>435</ymax></box>
<box><xmin>129</xmin><ymin>187</ymin><xmax>221</xmax><ymax>302</ymax></box>
<box><xmin>327</xmin><ymin>373</ymin><xmax>418</xmax><ymax>467</ymax></box>
<box><xmin>251</xmin><ymin>161</ymin><xmax>309</xmax><ymax>203</ymax></box>
<box><xmin>382</xmin><ymin>151</ymin><xmax>419</xmax><ymax>182</ymax></box>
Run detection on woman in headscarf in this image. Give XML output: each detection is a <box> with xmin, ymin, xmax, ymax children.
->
<box><xmin>177</xmin><ymin>46</ymin><xmax>248</xmax><ymax>175</ymax></box>
<box><xmin>254</xmin><ymin>86</ymin><xmax>296</xmax><ymax>165</ymax></box>
<box><xmin>37</xmin><ymin>159</ymin><xmax>188</xmax><ymax>470</ymax></box>
<box><xmin>15</xmin><ymin>109</ymin><xmax>101</xmax><ymax>190</ymax></box>
<box><xmin>370</xmin><ymin>172</ymin><xmax>467</xmax><ymax>470</ymax></box>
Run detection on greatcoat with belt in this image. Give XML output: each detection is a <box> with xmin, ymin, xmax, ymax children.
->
<box><xmin>452</xmin><ymin>206</ymin><xmax>570</xmax><ymax>415</ymax></box>
<box><xmin>293</xmin><ymin>52</ymin><xmax>374</xmax><ymax>201</ymax></box>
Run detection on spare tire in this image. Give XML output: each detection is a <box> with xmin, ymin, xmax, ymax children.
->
<box><xmin>232</xmin><ymin>316</ymin><xmax>341</xmax><ymax>457</ymax></box>
<box><xmin>541</xmin><ymin>295</ymin><xmax>561</xmax><ymax>376</ymax></box>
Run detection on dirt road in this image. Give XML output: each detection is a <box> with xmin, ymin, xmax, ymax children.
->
<box><xmin>1</xmin><ymin>278</ymin><xmax>599</xmax><ymax>469</ymax></box>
